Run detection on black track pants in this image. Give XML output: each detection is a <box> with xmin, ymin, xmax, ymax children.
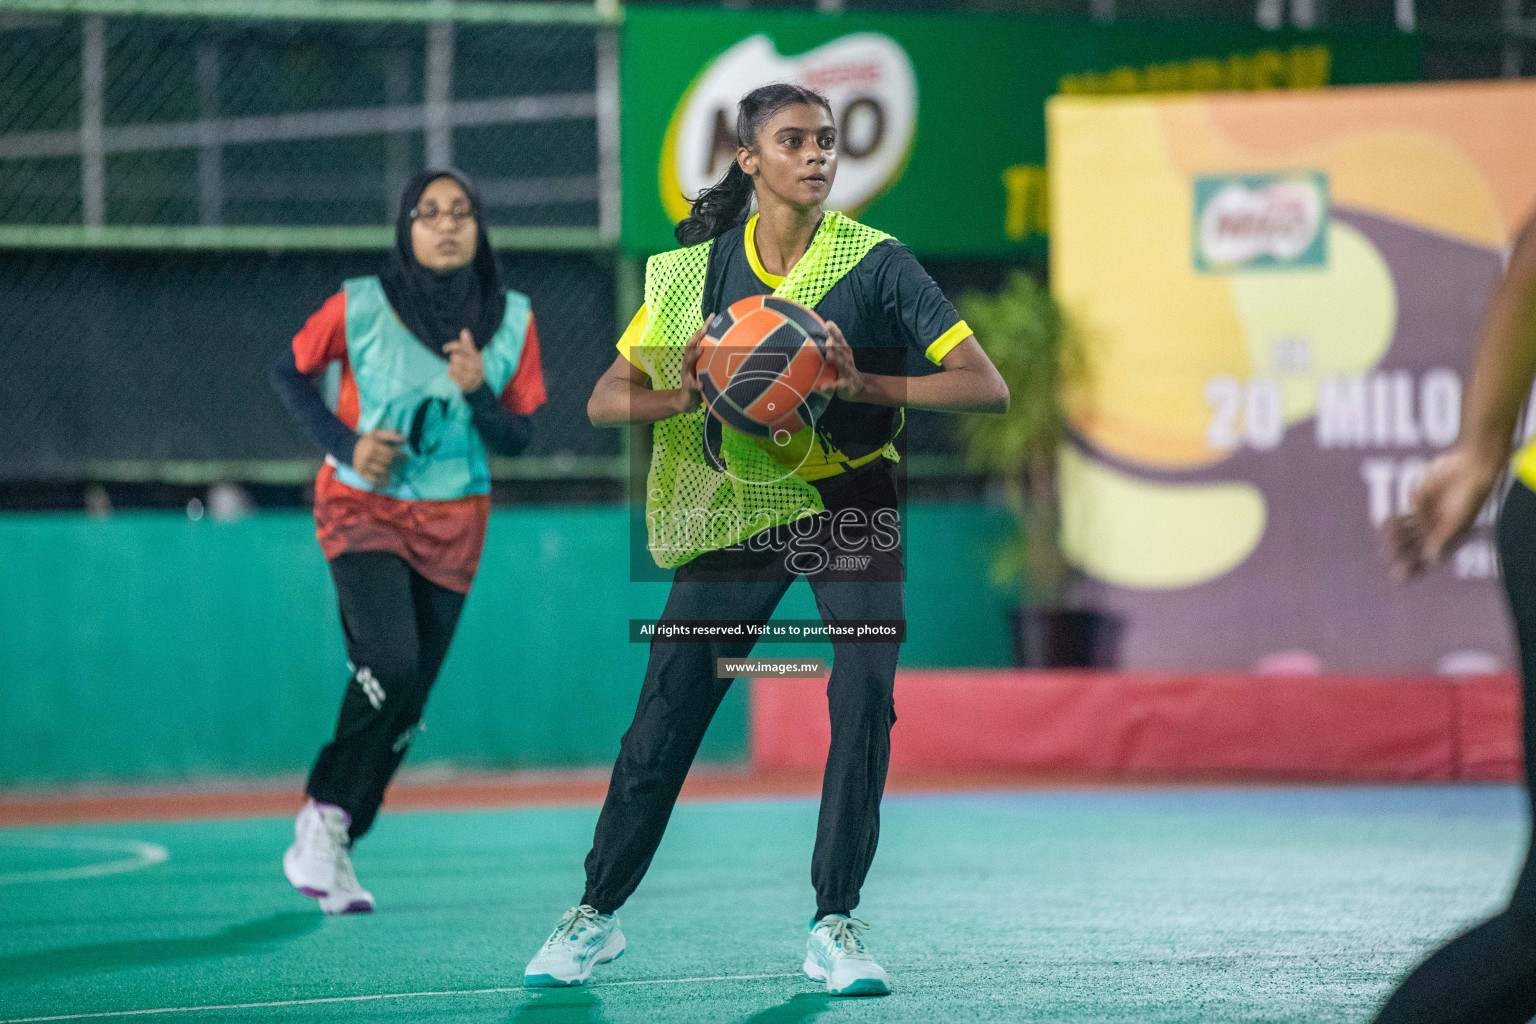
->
<box><xmin>1373</xmin><ymin>479</ymin><xmax>1536</xmax><ymax>1024</ymax></box>
<box><xmin>582</xmin><ymin>461</ymin><xmax>903</xmax><ymax>917</ymax></box>
<box><xmin>306</xmin><ymin>550</ymin><xmax>465</xmax><ymax>842</ymax></box>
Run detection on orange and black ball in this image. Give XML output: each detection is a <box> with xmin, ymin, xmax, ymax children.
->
<box><xmin>698</xmin><ymin>295</ymin><xmax>836</xmax><ymax>442</ymax></box>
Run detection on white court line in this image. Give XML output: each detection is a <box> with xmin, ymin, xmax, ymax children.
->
<box><xmin>0</xmin><ymin>839</ymin><xmax>169</xmax><ymax>885</ymax></box>
<box><xmin>0</xmin><ymin>973</ymin><xmax>804</xmax><ymax>1022</ymax></box>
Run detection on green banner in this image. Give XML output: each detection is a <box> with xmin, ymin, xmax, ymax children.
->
<box><xmin>620</xmin><ymin>8</ymin><xmax>1420</xmax><ymax>257</ymax></box>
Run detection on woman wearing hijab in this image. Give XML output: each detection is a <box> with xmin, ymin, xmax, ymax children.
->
<box><xmin>268</xmin><ymin>170</ymin><xmax>546</xmax><ymax>914</ymax></box>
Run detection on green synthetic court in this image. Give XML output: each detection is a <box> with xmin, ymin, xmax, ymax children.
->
<box><xmin>0</xmin><ymin>786</ymin><xmax>1523</xmax><ymax>1023</ymax></box>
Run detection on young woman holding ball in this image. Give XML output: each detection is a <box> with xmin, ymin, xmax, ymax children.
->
<box><xmin>522</xmin><ymin>84</ymin><xmax>1007</xmax><ymax>995</ymax></box>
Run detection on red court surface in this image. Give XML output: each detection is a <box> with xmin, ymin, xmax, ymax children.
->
<box><xmin>0</xmin><ymin>767</ymin><xmax>1135</xmax><ymax>827</ymax></box>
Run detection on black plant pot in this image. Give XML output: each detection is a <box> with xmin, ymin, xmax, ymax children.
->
<box><xmin>1007</xmin><ymin>608</ymin><xmax>1121</xmax><ymax>668</ymax></box>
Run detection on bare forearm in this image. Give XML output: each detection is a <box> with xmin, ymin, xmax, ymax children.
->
<box><xmin>857</xmin><ymin>368</ymin><xmax>1009</xmax><ymax>414</ymax></box>
<box><xmin>1463</xmin><ymin>220</ymin><xmax>1536</xmax><ymax>468</ymax></box>
<box><xmin>588</xmin><ymin>378</ymin><xmax>687</xmax><ymax>427</ymax></box>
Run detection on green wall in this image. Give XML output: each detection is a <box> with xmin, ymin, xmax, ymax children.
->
<box><xmin>0</xmin><ymin>502</ymin><xmax>1012</xmax><ymax>787</ymax></box>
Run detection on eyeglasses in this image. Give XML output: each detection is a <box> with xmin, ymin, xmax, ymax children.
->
<box><xmin>410</xmin><ymin>204</ymin><xmax>475</xmax><ymax>227</ymax></box>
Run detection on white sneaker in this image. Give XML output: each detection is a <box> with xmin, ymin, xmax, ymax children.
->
<box><xmin>803</xmin><ymin>915</ymin><xmax>890</xmax><ymax>996</ymax></box>
<box><xmin>524</xmin><ymin>905</ymin><xmax>625</xmax><ymax>987</ymax></box>
<box><xmin>318</xmin><ymin>845</ymin><xmax>374</xmax><ymax>916</ymax></box>
<box><xmin>283</xmin><ymin>799</ymin><xmax>374</xmax><ymax>915</ymax></box>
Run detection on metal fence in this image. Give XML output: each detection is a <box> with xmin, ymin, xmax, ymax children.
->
<box><xmin>0</xmin><ymin>0</ymin><xmax>629</xmax><ymax>500</ymax></box>
<box><xmin>0</xmin><ymin>247</ymin><xmax>619</xmax><ymax>480</ymax></box>
<box><xmin>0</xmin><ymin>0</ymin><xmax>620</xmax><ymax>246</ymax></box>
<box><xmin>6</xmin><ymin>0</ymin><xmax>1536</xmax><ymax>503</ymax></box>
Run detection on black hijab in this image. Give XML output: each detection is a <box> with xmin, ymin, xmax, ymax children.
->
<box><xmin>380</xmin><ymin>169</ymin><xmax>506</xmax><ymax>353</ymax></box>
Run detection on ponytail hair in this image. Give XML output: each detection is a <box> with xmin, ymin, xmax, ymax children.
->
<box><xmin>675</xmin><ymin>161</ymin><xmax>755</xmax><ymax>247</ymax></box>
<box><xmin>674</xmin><ymin>82</ymin><xmax>833</xmax><ymax>247</ymax></box>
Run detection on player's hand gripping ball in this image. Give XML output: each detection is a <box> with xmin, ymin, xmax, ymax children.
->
<box><xmin>697</xmin><ymin>296</ymin><xmax>839</xmax><ymax>445</ymax></box>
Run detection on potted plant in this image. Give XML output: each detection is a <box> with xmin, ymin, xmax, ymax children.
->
<box><xmin>956</xmin><ymin>270</ymin><xmax>1118</xmax><ymax>668</ymax></box>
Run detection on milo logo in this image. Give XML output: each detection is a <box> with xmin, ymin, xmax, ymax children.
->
<box><xmin>659</xmin><ymin>32</ymin><xmax>918</xmax><ymax>223</ymax></box>
<box><xmin>1193</xmin><ymin>171</ymin><xmax>1328</xmax><ymax>272</ymax></box>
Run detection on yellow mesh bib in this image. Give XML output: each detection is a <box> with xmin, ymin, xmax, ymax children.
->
<box><xmin>633</xmin><ymin>211</ymin><xmax>892</xmax><ymax>568</ymax></box>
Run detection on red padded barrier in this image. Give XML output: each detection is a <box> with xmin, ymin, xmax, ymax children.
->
<box><xmin>1456</xmin><ymin>673</ymin><xmax>1524</xmax><ymax>781</ymax></box>
<box><xmin>750</xmin><ymin>671</ymin><xmax>1523</xmax><ymax>783</ymax></box>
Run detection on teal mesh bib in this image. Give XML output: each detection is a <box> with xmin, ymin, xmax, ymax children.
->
<box><xmin>334</xmin><ymin>276</ymin><xmax>530</xmax><ymax>500</ymax></box>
